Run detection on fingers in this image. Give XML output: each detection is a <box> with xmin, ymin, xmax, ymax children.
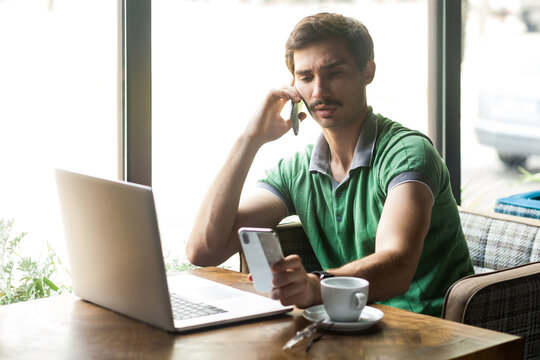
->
<box><xmin>269</xmin><ymin>86</ymin><xmax>302</xmax><ymax>104</ymax></box>
<box><xmin>247</xmin><ymin>85</ymin><xmax>305</xmax><ymax>143</ymax></box>
<box><xmin>272</xmin><ymin>281</ymin><xmax>307</xmax><ymax>307</ymax></box>
<box><xmin>271</xmin><ymin>254</ymin><xmax>303</xmax><ymax>273</ymax></box>
<box><xmin>277</xmin><ymin>85</ymin><xmax>307</xmax><ymax>122</ymax></box>
<box><xmin>271</xmin><ymin>272</ymin><xmax>316</xmax><ymax>308</ymax></box>
<box><xmin>269</xmin><ymin>255</ymin><xmax>317</xmax><ymax>308</ymax></box>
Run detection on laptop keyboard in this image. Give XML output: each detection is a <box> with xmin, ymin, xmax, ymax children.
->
<box><xmin>170</xmin><ymin>294</ymin><xmax>227</xmax><ymax>321</ymax></box>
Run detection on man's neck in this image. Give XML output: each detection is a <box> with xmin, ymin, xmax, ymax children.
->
<box><xmin>323</xmin><ymin>108</ymin><xmax>369</xmax><ymax>183</ymax></box>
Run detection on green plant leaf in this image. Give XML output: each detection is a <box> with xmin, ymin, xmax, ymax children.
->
<box><xmin>0</xmin><ymin>219</ymin><xmax>72</xmax><ymax>305</ymax></box>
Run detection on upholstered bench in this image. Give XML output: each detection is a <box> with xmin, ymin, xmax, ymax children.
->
<box><xmin>241</xmin><ymin>207</ymin><xmax>540</xmax><ymax>359</ymax></box>
<box><xmin>443</xmin><ymin>208</ymin><xmax>540</xmax><ymax>360</ymax></box>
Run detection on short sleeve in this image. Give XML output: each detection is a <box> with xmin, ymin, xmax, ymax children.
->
<box><xmin>376</xmin><ymin>133</ymin><xmax>442</xmax><ymax>199</ymax></box>
<box><xmin>257</xmin><ymin>167</ymin><xmax>295</xmax><ymax>215</ymax></box>
<box><xmin>256</xmin><ymin>154</ymin><xmax>303</xmax><ymax>216</ymax></box>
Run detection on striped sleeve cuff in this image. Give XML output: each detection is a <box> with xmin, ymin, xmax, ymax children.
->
<box><xmin>256</xmin><ymin>182</ymin><xmax>295</xmax><ymax>216</ymax></box>
<box><xmin>388</xmin><ymin>171</ymin><xmax>436</xmax><ymax>203</ymax></box>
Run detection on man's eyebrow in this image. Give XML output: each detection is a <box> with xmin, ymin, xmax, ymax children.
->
<box><xmin>295</xmin><ymin>60</ymin><xmax>347</xmax><ymax>76</ymax></box>
<box><xmin>295</xmin><ymin>69</ymin><xmax>312</xmax><ymax>76</ymax></box>
<box><xmin>321</xmin><ymin>60</ymin><xmax>346</xmax><ymax>70</ymax></box>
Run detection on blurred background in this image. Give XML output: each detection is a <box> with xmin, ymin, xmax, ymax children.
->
<box><xmin>1</xmin><ymin>0</ymin><xmax>539</xmax><ymax>275</ymax></box>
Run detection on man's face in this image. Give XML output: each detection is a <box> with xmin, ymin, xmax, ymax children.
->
<box><xmin>293</xmin><ymin>39</ymin><xmax>374</xmax><ymax>129</ymax></box>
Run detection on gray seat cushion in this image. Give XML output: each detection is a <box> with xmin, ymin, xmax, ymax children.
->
<box><xmin>459</xmin><ymin>208</ymin><xmax>540</xmax><ymax>273</ymax></box>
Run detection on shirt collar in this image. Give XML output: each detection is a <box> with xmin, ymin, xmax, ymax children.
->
<box><xmin>309</xmin><ymin>108</ymin><xmax>378</xmax><ymax>175</ymax></box>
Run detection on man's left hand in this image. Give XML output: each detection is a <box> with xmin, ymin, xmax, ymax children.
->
<box><xmin>269</xmin><ymin>255</ymin><xmax>321</xmax><ymax>308</ymax></box>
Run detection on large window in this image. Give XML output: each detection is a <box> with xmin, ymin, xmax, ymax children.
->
<box><xmin>5</xmin><ymin>0</ymin><xmax>536</xmax><ymax>279</ymax></box>
<box><xmin>152</xmin><ymin>0</ymin><xmax>429</xmax><ymax>269</ymax></box>
<box><xmin>0</xmin><ymin>1</ymin><xmax>118</xmax><ymax>265</ymax></box>
<box><xmin>460</xmin><ymin>1</ymin><xmax>540</xmax><ymax>209</ymax></box>
<box><xmin>3</xmin><ymin>0</ymin><xmax>535</xmax><ymax>287</ymax></box>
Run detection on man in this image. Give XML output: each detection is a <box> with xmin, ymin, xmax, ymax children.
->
<box><xmin>186</xmin><ymin>12</ymin><xmax>473</xmax><ymax>317</ymax></box>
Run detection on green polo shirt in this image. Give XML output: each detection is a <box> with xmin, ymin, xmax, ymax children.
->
<box><xmin>258</xmin><ymin>109</ymin><xmax>473</xmax><ymax>317</ymax></box>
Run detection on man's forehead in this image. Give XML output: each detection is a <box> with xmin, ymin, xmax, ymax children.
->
<box><xmin>293</xmin><ymin>39</ymin><xmax>354</xmax><ymax>73</ymax></box>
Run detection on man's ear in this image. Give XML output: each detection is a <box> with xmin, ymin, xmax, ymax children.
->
<box><xmin>364</xmin><ymin>60</ymin><xmax>376</xmax><ymax>85</ymax></box>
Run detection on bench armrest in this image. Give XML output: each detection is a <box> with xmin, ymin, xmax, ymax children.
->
<box><xmin>442</xmin><ymin>262</ymin><xmax>540</xmax><ymax>359</ymax></box>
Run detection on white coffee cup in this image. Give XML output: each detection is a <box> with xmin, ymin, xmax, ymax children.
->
<box><xmin>320</xmin><ymin>277</ymin><xmax>369</xmax><ymax>322</ymax></box>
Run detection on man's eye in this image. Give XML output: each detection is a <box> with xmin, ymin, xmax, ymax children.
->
<box><xmin>298</xmin><ymin>75</ymin><xmax>313</xmax><ymax>83</ymax></box>
<box><xmin>329</xmin><ymin>70</ymin><xmax>342</xmax><ymax>78</ymax></box>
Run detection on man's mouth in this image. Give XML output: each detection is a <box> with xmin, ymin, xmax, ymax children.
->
<box><xmin>309</xmin><ymin>100</ymin><xmax>343</xmax><ymax>118</ymax></box>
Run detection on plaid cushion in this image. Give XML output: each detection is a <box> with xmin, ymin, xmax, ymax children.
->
<box><xmin>459</xmin><ymin>211</ymin><xmax>540</xmax><ymax>273</ymax></box>
<box><xmin>443</xmin><ymin>263</ymin><xmax>540</xmax><ymax>360</ymax></box>
<box><xmin>534</xmin><ymin>232</ymin><xmax>540</xmax><ymax>262</ymax></box>
<box><xmin>453</xmin><ymin>210</ymin><xmax>540</xmax><ymax>359</ymax></box>
<box><xmin>459</xmin><ymin>266</ymin><xmax>540</xmax><ymax>360</ymax></box>
<box><xmin>459</xmin><ymin>212</ymin><xmax>491</xmax><ymax>272</ymax></box>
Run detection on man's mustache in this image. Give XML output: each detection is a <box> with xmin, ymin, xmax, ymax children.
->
<box><xmin>308</xmin><ymin>99</ymin><xmax>343</xmax><ymax>112</ymax></box>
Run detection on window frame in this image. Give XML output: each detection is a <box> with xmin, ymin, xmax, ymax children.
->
<box><xmin>119</xmin><ymin>0</ymin><xmax>152</xmax><ymax>186</ymax></box>
<box><xmin>428</xmin><ymin>0</ymin><xmax>462</xmax><ymax>204</ymax></box>
<box><xmin>120</xmin><ymin>0</ymin><xmax>462</xmax><ymax>199</ymax></box>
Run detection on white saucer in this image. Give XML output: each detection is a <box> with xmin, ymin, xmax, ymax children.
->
<box><xmin>303</xmin><ymin>305</ymin><xmax>384</xmax><ymax>332</ymax></box>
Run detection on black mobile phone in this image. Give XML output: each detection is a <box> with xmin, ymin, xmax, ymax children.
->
<box><xmin>290</xmin><ymin>101</ymin><xmax>300</xmax><ymax>136</ymax></box>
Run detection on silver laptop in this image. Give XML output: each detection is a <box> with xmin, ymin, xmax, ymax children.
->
<box><xmin>55</xmin><ymin>169</ymin><xmax>292</xmax><ymax>332</ymax></box>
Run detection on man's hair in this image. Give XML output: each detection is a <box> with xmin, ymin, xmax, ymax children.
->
<box><xmin>285</xmin><ymin>12</ymin><xmax>374</xmax><ymax>74</ymax></box>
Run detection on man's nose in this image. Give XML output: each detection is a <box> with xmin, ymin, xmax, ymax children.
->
<box><xmin>312</xmin><ymin>77</ymin><xmax>329</xmax><ymax>99</ymax></box>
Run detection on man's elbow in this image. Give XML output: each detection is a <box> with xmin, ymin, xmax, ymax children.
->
<box><xmin>395</xmin><ymin>280</ymin><xmax>412</xmax><ymax>297</ymax></box>
<box><xmin>185</xmin><ymin>240</ymin><xmax>210</xmax><ymax>267</ymax></box>
<box><xmin>377</xmin><ymin>276</ymin><xmax>412</xmax><ymax>301</ymax></box>
<box><xmin>185</xmin><ymin>238</ymin><xmax>224</xmax><ymax>267</ymax></box>
<box><xmin>185</xmin><ymin>244</ymin><xmax>199</xmax><ymax>266</ymax></box>
<box><xmin>385</xmin><ymin>258</ymin><xmax>418</xmax><ymax>298</ymax></box>
<box><xmin>394</xmin><ymin>266</ymin><xmax>417</xmax><ymax>296</ymax></box>
<box><xmin>186</xmin><ymin>248</ymin><xmax>213</xmax><ymax>268</ymax></box>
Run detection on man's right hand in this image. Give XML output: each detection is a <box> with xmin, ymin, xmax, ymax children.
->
<box><xmin>244</xmin><ymin>86</ymin><xmax>306</xmax><ymax>146</ymax></box>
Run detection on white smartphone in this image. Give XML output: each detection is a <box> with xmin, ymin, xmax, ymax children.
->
<box><xmin>238</xmin><ymin>227</ymin><xmax>284</xmax><ymax>293</ymax></box>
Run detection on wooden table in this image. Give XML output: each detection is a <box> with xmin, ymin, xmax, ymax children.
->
<box><xmin>0</xmin><ymin>267</ymin><xmax>522</xmax><ymax>359</ymax></box>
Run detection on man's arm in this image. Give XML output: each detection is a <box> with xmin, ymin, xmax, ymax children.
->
<box><xmin>330</xmin><ymin>181</ymin><xmax>432</xmax><ymax>301</ymax></box>
<box><xmin>270</xmin><ymin>181</ymin><xmax>432</xmax><ymax>307</ymax></box>
<box><xmin>186</xmin><ymin>87</ymin><xmax>303</xmax><ymax>266</ymax></box>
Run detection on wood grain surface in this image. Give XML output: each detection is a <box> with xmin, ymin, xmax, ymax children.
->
<box><xmin>0</xmin><ymin>267</ymin><xmax>522</xmax><ymax>360</ymax></box>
